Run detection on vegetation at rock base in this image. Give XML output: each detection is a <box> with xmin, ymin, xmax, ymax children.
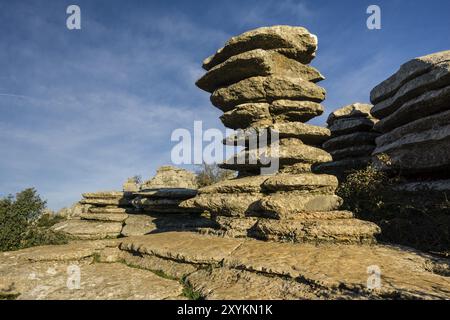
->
<box><xmin>0</xmin><ymin>188</ymin><xmax>69</xmax><ymax>252</ymax></box>
<box><xmin>337</xmin><ymin>166</ymin><xmax>450</xmax><ymax>255</ymax></box>
<box><xmin>195</xmin><ymin>163</ymin><xmax>236</xmax><ymax>188</ymax></box>
<box><xmin>181</xmin><ymin>276</ymin><xmax>204</xmax><ymax>300</ymax></box>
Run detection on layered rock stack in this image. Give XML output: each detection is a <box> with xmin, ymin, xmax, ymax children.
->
<box><xmin>370</xmin><ymin>50</ymin><xmax>450</xmax><ymax>191</ymax></box>
<box><xmin>186</xmin><ymin>26</ymin><xmax>380</xmax><ymax>244</ymax></box>
<box><xmin>121</xmin><ymin>166</ymin><xmax>216</xmax><ymax>236</ymax></box>
<box><xmin>316</xmin><ymin>103</ymin><xmax>380</xmax><ymax>179</ymax></box>
<box><xmin>53</xmin><ymin>166</ymin><xmax>215</xmax><ymax>239</ymax></box>
<box><xmin>53</xmin><ymin>191</ymin><xmax>133</xmax><ymax>239</ymax></box>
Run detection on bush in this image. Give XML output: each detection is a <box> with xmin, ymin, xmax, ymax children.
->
<box><xmin>337</xmin><ymin>166</ymin><xmax>450</xmax><ymax>255</ymax></box>
<box><xmin>195</xmin><ymin>163</ymin><xmax>236</xmax><ymax>188</ymax></box>
<box><xmin>0</xmin><ymin>188</ymin><xmax>69</xmax><ymax>252</ymax></box>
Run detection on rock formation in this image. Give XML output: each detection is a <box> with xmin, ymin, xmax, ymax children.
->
<box><xmin>316</xmin><ymin>103</ymin><xmax>380</xmax><ymax>179</ymax></box>
<box><xmin>3</xmin><ymin>232</ymin><xmax>449</xmax><ymax>299</ymax></box>
<box><xmin>185</xmin><ymin>25</ymin><xmax>380</xmax><ymax>244</ymax></box>
<box><xmin>52</xmin><ymin>191</ymin><xmax>134</xmax><ymax>239</ymax></box>
<box><xmin>370</xmin><ymin>50</ymin><xmax>450</xmax><ymax>191</ymax></box>
<box><xmin>52</xmin><ymin>166</ymin><xmax>215</xmax><ymax>239</ymax></box>
<box><xmin>122</xmin><ymin>166</ymin><xmax>215</xmax><ymax>236</ymax></box>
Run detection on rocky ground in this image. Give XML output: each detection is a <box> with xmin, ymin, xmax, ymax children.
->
<box><xmin>1</xmin><ymin>231</ymin><xmax>449</xmax><ymax>300</ymax></box>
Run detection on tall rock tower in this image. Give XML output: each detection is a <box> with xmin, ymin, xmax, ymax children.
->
<box><xmin>186</xmin><ymin>26</ymin><xmax>380</xmax><ymax>244</ymax></box>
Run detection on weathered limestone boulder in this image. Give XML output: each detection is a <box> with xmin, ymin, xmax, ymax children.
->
<box><xmin>220</xmin><ymin>138</ymin><xmax>332</xmax><ymax>172</ymax></box>
<box><xmin>373</xmin><ymin>124</ymin><xmax>450</xmax><ymax>173</ymax></box>
<box><xmin>189</xmin><ymin>25</ymin><xmax>380</xmax><ymax>244</ymax></box>
<box><xmin>370</xmin><ymin>51</ymin><xmax>450</xmax><ymax>180</ymax></box>
<box><xmin>56</xmin><ymin>191</ymin><xmax>134</xmax><ymax>240</ymax></box>
<box><xmin>120</xmin><ymin>213</ymin><xmax>216</xmax><ymax>237</ymax></box>
<box><xmin>270</xmin><ymin>100</ymin><xmax>324</xmax><ymax>122</ymax></box>
<box><xmin>251</xmin><ymin>218</ymin><xmax>380</xmax><ymax>244</ymax></box>
<box><xmin>57</xmin><ymin>202</ymin><xmax>91</xmax><ymax>219</ymax></box>
<box><xmin>123</xmin><ymin>177</ymin><xmax>140</xmax><ymax>192</ymax></box>
<box><xmin>255</xmin><ymin>194</ymin><xmax>344</xmax><ymax>219</ymax></box>
<box><xmin>317</xmin><ymin>103</ymin><xmax>379</xmax><ymax>179</ymax></box>
<box><xmin>197</xmin><ymin>49</ymin><xmax>324</xmax><ymax>92</ymax></box>
<box><xmin>220</xmin><ymin>103</ymin><xmax>272</xmax><ymax>129</ymax></box>
<box><xmin>371</xmin><ymin>50</ymin><xmax>450</xmax><ymax>104</ymax></box>
<box><xmin>140</xmin><ymin>166</ymin><xmax>197</xmax><ymax>190</ymax></box>
<box><xmin>323</xmin><ymin>132</ymin><xmax>380</xmax><ymax>151</ymax></box>
<box><xmin>203</xmin><ymin>25</ymin><xmax>318</xmax><ymax>70</ymax></box>
<box><xmin>51</xmin><ymin>220</ymin><xmax>123</xmax><ymax>239</ymax></box>
<box><xmin>374</xmin><ymin>85</ymin><xmax>450</xmax><ymax>133</ymax></box>
<box><xmin>224</xmin><ymin>122</ymin><xmax>330</xmax><ymax>146</ymax></box>
<box><xmin>371</xmin><ymin>51</ymin><xmax>450</xmax><ymax>118</ymax></box>
<box><xmin>328</xmin><ymin>117</ymin><xmax>377</xmax><ymax>136</ymax></box>
<box><xmin>261</xmin><ymin>173</ymin><xmax>337</xmax><ymax>193</ymax></box>
<box><xmin>211</xmin><ymin>75</ymin><xmax>326</xmax><ymax>111</ymax></box>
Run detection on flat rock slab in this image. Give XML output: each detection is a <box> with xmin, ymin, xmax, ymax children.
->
<box><xmin>374</xmin><ymin>84</ymin><xmax>450</xmax><ymax>133</ymax></box>
<box><xmin>314</xmin><ymin>157</ymin><xmax>372</xmax><ymax>177</ymax></box>
<box><xmin>330</xmin><ymin>145</ymin><xmax>375</xmax><ymax>161</ymax></box>
<box><xmin>220</xmin><ymin>102</ymin><xmax>273</xmax><ymax>129</ymax></box>
<box><xmin>251</xmin><ymin>218</ymin><xmax>380</xmax><ymax>244</ymax></box>
<box><xmin>118</xmin><ymin>232</ymin><xmax>450</xmax><ymax>299</ymax></box>
<box><xmin>261</xmin><ymin>173</ymin><xmax>338</xmax><ymax>193</ymax></box>
<box><xmin>187</xmin><ymin>268</ymin><xmax>322</xmax><ymax>300</ymax></box>
<box><xmin>371</xmin><ymin>60</ymin><xmax>450</xmax><ymax>119</ymax></box>
<box><xmin>370</xmin><ymin>50</ymin><xmax>450</xmax><ymax>104</ymax></box>
<box><xmin>120</xmin><ymin>233</ymin><xmax>243</xmax><ymax>265</ymax></box>
<box><xmin>256</xmin><ymin>193</ymin><xmax>344</xmax><ymax>219</ymax></box>
<box><xmin>197</xmin><ymin>49</ymin><xmax>324</xmax><ymax>93</ymax></box>
<box><xmin>329</xmin><ymin>117</ymin><xmax>377</xmax><ymax>136</ymax></box>
<box><xmin>80</xmin><ymin>213</ymin><xmax>128</xmax><ymax>222</ymax></box>
<box><xmin>51</xmin><ymin>220</ymin><xmax>123</xmax><ymax>240</ymax></box>
<box><xmin>270</xmin><ymin>100</ymin><xmax>325</xmax><ymax>123</ymax></box>
<box><xmin>323</xmin><ymin>132</ymin><xmax>379</xmax><ymax>152</ymax></box>
<box><xmin>133</xmin><ymin>188</ymin><xmax>198</xmax><ymax>199</ymax></box>
<box><xmin>211</xmin><ymin>75</ymin><xmax>326</xmax><ymax>112</ymax></box>
<box><xmin>327</xmin><ymin>103</ymin><xmax>373</xmax><ymax>126</ymax></box>
<box><xmin>373</xmin><ymin>123</ymin><xmax>450</xmax><ymax>173</ymax></box>
<box><xmin>223</xmin><ymin>122</ymin><xmax>330</xmax><ymax>146</ymax></box>
<box><xmin>0</xmin><ymin>261</ymin><xmax>182</xmax><ymax>300</ymax></box>
<box><xmin>203</xmin><ymin>25</ymin><xmax>318</xmax><ymax>70</ymax></box>
<box><xmin>199</xmin><ymin>176</ymin><xmax>269</xmax><ymax>194</ymax></box>
<box><xmin>186</xmin><ymin>193</ymin><xmax>262</xmax><ymax>217</ymax></box>
<box><xmin>221</xmin><ymin>138</ymin><xmax>332</xmax><ymax>171</ymax></box>
<box><xmin>0</xmin><ymin>240</ymin><xmax>119</xmax><ymax>263</ymax></box>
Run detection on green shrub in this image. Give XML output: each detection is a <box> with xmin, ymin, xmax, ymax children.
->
<box><xmin>195</xmin><ymin>163</ymin><xmax>236</xmax><ymax>188</ymax></box>
<box><xmin>0</xmin><ymin>188</ymin><xmax>69</xmax><ymax>252</ymax></box>
<box><xmin>337</xmin><ymin>166</ymin><xmax>450</xmax><ymax>255</ymax></box>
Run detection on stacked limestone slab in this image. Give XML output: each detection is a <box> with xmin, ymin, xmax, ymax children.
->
<box><xmin>53</xmin><ymin>166</ymin><xmax>215</xmax><ymax>239</ymax></box>
<box><xmin>186</xmin><ymin>26</ymin><xmax>380</xmax><ymax>244</ymax></box>
<box><xmin>121</xmin><ymin>166</ymin><xmax>216</xmax><ymax>236</ymax></box>
<box><xmin>370</xmin><ymin>50</ymin><xmax>450</xmax><ymax>191</ymax></box>
<box><xmin>316</xmin><ymin>103</ymin><xmax>380</xmax><ymax>179</ymax></box>
<box><xmin>52</xmin><ymin>191</ymin><xmax>133</xmax><ymax>239</ymax></box>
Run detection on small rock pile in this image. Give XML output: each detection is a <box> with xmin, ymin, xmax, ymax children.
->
<box><xmin>121</xmin><ymin>166</ymin><xmax>214</xmax><ymax>236</ymax></box>
<box><xmin>370</xmin><ymin>50</ymin><xmax>450</xmax><ymax>192</ymax></box>
<box><xmin>53</xmin><ymin>191</ymin><xmax>133</xmax><ymax>239</ymax></box>
<box><xmin>316</xmin><ymin>103</ymin><xmax>380</xmax><ymax>179</ymax></box>
<box><xmin>186</xmin><ymin>25</ymin><xmax>380</xmax><ymax>244</ymax></box>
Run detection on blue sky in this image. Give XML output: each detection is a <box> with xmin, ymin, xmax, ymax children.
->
<box><xmin>1</xmin><ymin>0</ymin><xmax>449</xmax><ymax>210</ymax></box>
